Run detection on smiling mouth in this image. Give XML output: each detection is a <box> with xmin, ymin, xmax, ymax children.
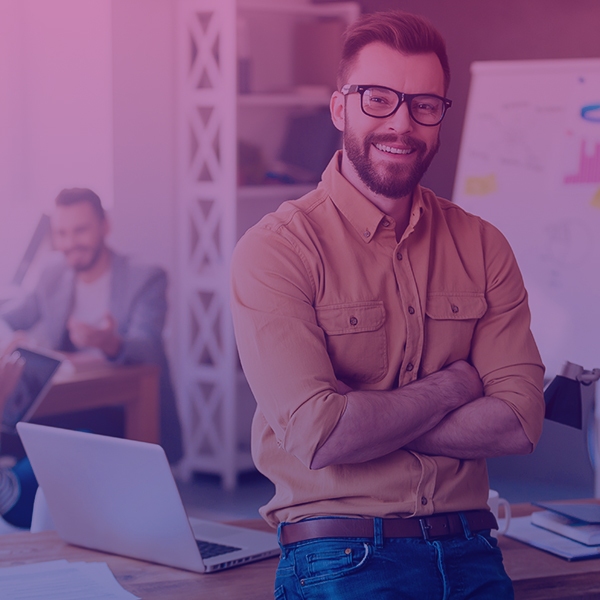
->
<box><xmin>374</xmin><ymin>143</ymin><xmax>413</xmax><ymax>155</ymax></box>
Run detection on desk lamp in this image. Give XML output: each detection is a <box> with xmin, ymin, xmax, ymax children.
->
<box><xmin>544</xmin><ymin>361</ymin><xmax>600</xmax><ymax>429</ymax></box>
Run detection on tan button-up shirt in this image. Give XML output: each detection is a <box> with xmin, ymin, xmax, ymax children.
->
<box><xmin>231</xmin><ymin>152</ymin><xmax>544</xmax><ymax>528</ymax></box>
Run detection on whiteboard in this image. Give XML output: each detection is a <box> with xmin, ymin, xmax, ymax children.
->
<box><xmin>453</xmin><ymin>59</ymin><xmax>600</xmax><ymax>377</ymax></box>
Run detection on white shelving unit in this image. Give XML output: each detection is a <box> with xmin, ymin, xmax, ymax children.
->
<box><xmin>175</xmin><ymin>0</ymin><xmax>359</xmax><ymax>489</ymax></box>
<box><xmin>237</xmin><ymin>93</ymin><xmax>333</xmax><ymax>107</ymax></box>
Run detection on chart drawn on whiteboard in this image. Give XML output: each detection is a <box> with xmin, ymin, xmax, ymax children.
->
<box><xmin>564</xmin><ymin>140</ymin><xmax>600</xmax><ymax>184</ymax></box>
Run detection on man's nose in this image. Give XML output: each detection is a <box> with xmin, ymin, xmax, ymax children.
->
<box><xmin>55</xmin><ymin>233</ymin><xmax>75</xmax><ymax>250</ymax></box>
<box><xmin>386</xmin><ymin>101</ymin><xmax>414</xmax><ymax>134</ymax></box>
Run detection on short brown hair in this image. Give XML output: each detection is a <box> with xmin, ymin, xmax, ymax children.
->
<box><xmin>55</xmin><ymin>188</ymin><xmax>105</xmax><ymax>221</ymax></box>
<box><xmin>338</xmin><ymin>11</ymin><xmax>450</xmax><ymax>93</ymax></box>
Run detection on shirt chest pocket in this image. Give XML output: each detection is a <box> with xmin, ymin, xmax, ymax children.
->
<box><xmin>316</xmin><ymin>301</ymin><xmax>388</xmax><ymax>384</ymax></box>
<box><xmin>421</xmin><ymin>293</ymin><xmax>487</xmax><ymax>374</ymax></box>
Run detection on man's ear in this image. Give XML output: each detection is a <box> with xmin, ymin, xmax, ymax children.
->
<box><xmin>330</xmin><ymin>91</ymin><xmax>345</xmax><ymax>133</ymax></box>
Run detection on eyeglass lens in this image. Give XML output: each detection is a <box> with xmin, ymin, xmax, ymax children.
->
<box><xmin>362</xmin><ymin>87</ymin><xmax>445</xmax><ymax>125</ymax></box>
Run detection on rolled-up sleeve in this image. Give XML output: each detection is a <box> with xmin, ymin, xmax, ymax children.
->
<box><xmin>471</xmin><ymin>221</ymin><xmax>545</xmax><ymax>446</ymax></box>
<box><xmin>231</xmin><ymin>223</ymin><xmax>347</xmax><ymax>469</ymax></box>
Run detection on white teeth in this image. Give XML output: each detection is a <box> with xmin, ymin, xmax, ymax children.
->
<box><xmin>375</xmin><ymin>143</ymin><xmax>412</xmax><ymax>155</ymax></box>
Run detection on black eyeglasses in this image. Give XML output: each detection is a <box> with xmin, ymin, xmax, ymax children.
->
<box><xmin>341</xmin><ymin>84</ymin><xmax>452</xmax><ymax>126</ymax></box>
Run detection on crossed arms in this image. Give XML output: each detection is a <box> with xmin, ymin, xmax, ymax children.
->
<box><xmin>231</xmin><ymin>216</ymin><xmax>545</xmax><ymax>474</ymax></box>
<box><xmin>310</xmin><ymin>359</ymin><xmax>534</xmax><ymax>470</ymax></box>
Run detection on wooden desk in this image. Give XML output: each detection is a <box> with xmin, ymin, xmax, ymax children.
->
<box><xmin>3</xmin><ymin>509</ymin><xmax>600</xmax><ymax>599</ymax></box>
<box><xmin>0</xmin><ymin>521</ymin><xmax>277</xmax><ymax>600</ymax></box>
<box><xmin>32</xmin><ymin>365</ymin><xmax>160</xmax><ymax>444</ymax></box>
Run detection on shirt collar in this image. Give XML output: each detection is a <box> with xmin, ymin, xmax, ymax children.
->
<box><xmin>321</xmin><ymin>151</ymin><xmax>387</xmax><ymax>243</ymax></box>
<box><xmin>321</xmin><ymin>150</ymin><xmax>425</xmax><ymax>243</ymax></box>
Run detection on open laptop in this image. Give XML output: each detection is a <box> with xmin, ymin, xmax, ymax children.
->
<box><xmin>17</xmin><ymin>422</ymin><xmax>280</xmax><ymax>573</ymax></box>
<box><xmin>1</xmin><ymin>348</ymin><xmax>62</xmax><ymax>434</ymax></box>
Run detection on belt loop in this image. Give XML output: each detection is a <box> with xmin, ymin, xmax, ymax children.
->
<box><xmin>373</xmin><ymin>518</ymin><xmax>384</xmax><ymax>548</ymax></box>
<box><xmin>277</xmin><ymin>523</ymin><xmax>288</xmax><ymax>555</ymax></box>
<box><xmin>459</xmin><ymin>512</ymin><xmax>473</xmax><ymax>540</ymax></box>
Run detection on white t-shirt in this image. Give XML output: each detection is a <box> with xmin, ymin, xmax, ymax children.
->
<box><xmin>71</xmin><ymin>269</ymin><xmax>111</xmax><ymax>328</ymax></box>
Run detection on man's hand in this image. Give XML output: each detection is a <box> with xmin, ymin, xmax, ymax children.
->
<box><xmin>67</xmin><ymin>314</ymin><xmax>122</xmax><ymax>358</ymax></box>
<box><xmin>0</xmin><ymin>351</ymin><xmax>25</xmax><ymax>411</ymax></box>
<box><xmin>3</xmin><ymin>330</ymin><xmax>33</xmax><ymax>355</ymax></box>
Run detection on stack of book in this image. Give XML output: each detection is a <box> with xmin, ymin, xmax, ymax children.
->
<box><xmin>505</xmin><ymin>501</ymin><xmax>600</xmax><ymax>561</ymax></box>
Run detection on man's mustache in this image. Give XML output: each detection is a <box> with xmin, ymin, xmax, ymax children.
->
<box><xmin>64</xmin><ymin>246</ymin><xmax>93</xmax><ymax>254</ymax></box>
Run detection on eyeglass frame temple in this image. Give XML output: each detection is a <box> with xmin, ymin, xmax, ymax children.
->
<box><xmin>340</xmin><ymin>84</ymin><xmax>452</xmax><ymax>124</ymax></box>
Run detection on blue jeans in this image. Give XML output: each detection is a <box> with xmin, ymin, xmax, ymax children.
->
<box><xmin>2</xmin><ymin>457</ymin><xmax>38</xmax><ymax>529</ymax></box>
<box><xmin>275</xmin><ymin>517</ymin><xmax>513</xmax><ymax>599</ymax></box>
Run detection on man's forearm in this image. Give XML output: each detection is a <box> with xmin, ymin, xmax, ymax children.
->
<box><xmin>310</xmin><ymin>360</ymin><xmax>483</xmax><ymax>469</ymax></box>
<box><xmin>405</xmin><ymin>396</ymin><xmax>533</xmax><ymax>459</ymax></box>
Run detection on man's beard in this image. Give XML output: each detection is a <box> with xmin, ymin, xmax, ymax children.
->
<box><xmin>66</xmin><ymin>242</ymin><xmax>105</xmax><ymax>273</ymax></box>
<box><xmin>344</xmin><ymin>127</ymin><xmax>440</xmax><ymax>199</ymax></box>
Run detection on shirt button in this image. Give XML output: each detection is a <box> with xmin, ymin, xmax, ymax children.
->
<box><xmin>363</xmin><ymin>230</ymin><xmax>371</xmax><ymax>238</ymax></box>
<box><xmin>421</xmin><ymin>496</ymin><xmax>428</xmax><ymax>506</ymax></box>
<box><xmin>408</xmin><ymin>306</ymin><xmax>415</xmax><ymax>315</ymax></box>
<box><xmin>451</xmin><ymin>304</ymin><xmax>459</xmax><ymax>313</ymax></box>
<box><xmin>349</xmin><ymin>316</ymin><xmax>358</xmax><ymax>326</ymax></box>
<box><xmin>396</xmin><ymin>252</ymin><xmax>403</xmax><ymax>261</ymax></box>
<box><xmin>382</xmin><ymin>220</ymin><xmax>391</xmax><ymax>227</ymax></box>
<box><xmin>406</xmin><ymin>363</ymin><xmax>414</xmax><ymax>372</ymax></box>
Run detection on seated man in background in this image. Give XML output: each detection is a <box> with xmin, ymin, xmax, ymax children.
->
<box><xmin>0</xmin><ymin>188</ymin><xmax>182</xmax><ymax>463</ymax></box>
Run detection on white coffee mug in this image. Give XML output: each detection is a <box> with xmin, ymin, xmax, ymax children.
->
<box><xmin>488</xmin><ymin>489</ymin><xmax>511</xmax><ymax>536</ymax></box>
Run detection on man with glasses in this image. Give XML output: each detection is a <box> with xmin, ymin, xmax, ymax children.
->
<box><xmin>232</xmin><ymin>11</ymin><xmax>543</xmax><ymax>598</ymax></box>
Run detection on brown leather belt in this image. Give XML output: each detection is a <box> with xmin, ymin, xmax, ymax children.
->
<box><xmin>280</xmin><ymin>510</ymin><xmax>497</xmax><ymax>545</ymax></box>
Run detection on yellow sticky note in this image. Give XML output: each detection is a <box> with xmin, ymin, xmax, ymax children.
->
<box><xmin>464</xmin><ymin>174</ymin><xmax>497</xmax><ymax>196</ymax></box>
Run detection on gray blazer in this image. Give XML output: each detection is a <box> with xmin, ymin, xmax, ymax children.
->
<box><xmin>1</xmin><ymin>251</ymin><xmax>183</xmax><ymax>462</ymax></box>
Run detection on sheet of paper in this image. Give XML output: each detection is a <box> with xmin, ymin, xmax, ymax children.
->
<box><xmin>0</xmin><ymin>559</ymin><xmax>140</xmax><ymax>599</ymax></box>
<box><xmin>506</xmin><ymin>516</ymin><xmax>600</xmax><ymax>561</ymax></box>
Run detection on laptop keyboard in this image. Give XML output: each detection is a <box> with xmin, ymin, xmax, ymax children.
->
<box><xmin>196</xmin><ymin>539</ymin><xmax>242</xmax><ymax>559</ymax></box>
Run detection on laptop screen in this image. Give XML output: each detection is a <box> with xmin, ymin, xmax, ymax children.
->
<box><xmin>1</xmin><ymin>347</ymin><xmax>62</xmax><ymax>433</ymax></box>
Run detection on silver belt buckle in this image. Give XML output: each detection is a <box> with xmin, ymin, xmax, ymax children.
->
<box><xmin>418</xmin><ymin>517</ymin><xmax>432</xmax><ymax>540</ymax></box>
